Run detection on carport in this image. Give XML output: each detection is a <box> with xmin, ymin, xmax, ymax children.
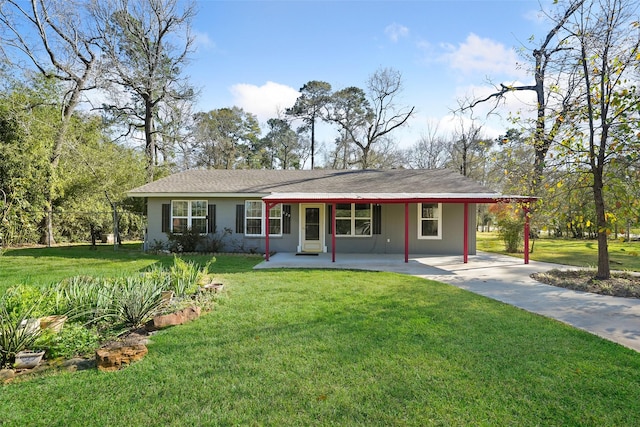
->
<box><xmin>263</xmin><ymin>193</ymin><xmax>537</xmax><ymax>265</ymax></box>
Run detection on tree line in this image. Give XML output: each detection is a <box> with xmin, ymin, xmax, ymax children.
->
<box><xmin>0</xmin><ymin>0</ymin><xmax>639</xmax><ymax>278</ymax></box>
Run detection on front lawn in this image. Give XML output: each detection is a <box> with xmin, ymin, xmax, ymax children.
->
<box><xmin>477</xmin><ymin>232</ymin><xmax>640</xmax><ymax>271</ymax></box>
<box><xmin>0</xmin><ymin>244</ymin><xmax>261</xmax><ymax>294</ymax></box>
<box><xmin>2</xmin><ymin>265</ymin><xmax>640</xmax><ymax>425</ymax></box>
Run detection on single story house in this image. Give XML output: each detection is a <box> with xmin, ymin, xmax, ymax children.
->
<box><xmin>127</xmin><ymin>168</ymin><xmax>536</xmax><ymax>263</ymax></box>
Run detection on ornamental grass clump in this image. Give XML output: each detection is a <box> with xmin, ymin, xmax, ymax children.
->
<box><xmin>0</xmin><ymin>289</ymin><xmax>44</xmax><ymax>368</ymax></box>
<box><xmin>54</xmin><ymin>276</ymin><xmax>114</xmax><ymax>324</ymax></box>
<box><xmin>111</xmin><ymin>275</ymin><xmax>168</xmax><ymax>330</ymax></box>
<box><xmin>56</xmin><ymin>275</ymin><xmax>172</xmax><ymax>333</ymax></box>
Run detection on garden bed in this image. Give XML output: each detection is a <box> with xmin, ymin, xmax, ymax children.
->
<box><xmin>531</xmin><ymin>269</ymin><xmax>640</xmax><ymax>298</ymax></box>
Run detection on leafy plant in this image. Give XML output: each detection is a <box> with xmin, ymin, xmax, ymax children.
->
<box><xmin>166</xmin><ymin>227</ymin><xmax>203</xmax><ymax>253</ymax></box>
<box><xmin>169</xmin><ymin>256</ymin><xmax>212</xmax><ymax>296</ymax></box>
<box><xmin>35</xmin><ymin>322</ymin><xmax>100</xmax><ymax>360</ymax></box>
<box><xmin>2</xmin><ymin>284</ymin><xmax>58</xmax><ymax>320</ymax></box>
<box><xmin>0</xmin><ymin>291</ymin><xmax>44</xmax><ymax>368</ymax></box>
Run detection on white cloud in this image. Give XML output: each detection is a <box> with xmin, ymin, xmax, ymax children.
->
<box><xmin>193</xmin><ymin>30</ymin><xmax>216</xmax><ymax>52</ymax></box>
<box><xmin>441</xmin><ymin>33</ymin><xmax>525</xmax><ymax>79</ymax></box>
<box><xmin>385</xmin><ymin>23</ymin><xmax>409</xmax><ymax>43</ymax></box>
<box><xmin>230</xmin><ymin>81</ymin><xmax>300</xmax><ymax>122</ymax></box>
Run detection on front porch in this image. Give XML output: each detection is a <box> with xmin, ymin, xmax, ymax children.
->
<box><xmin>253</xmin><ymin>252</ymin><xmax>525</xmax><ymax>276</ymax></box>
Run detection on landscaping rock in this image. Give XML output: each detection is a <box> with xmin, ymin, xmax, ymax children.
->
<box><xmin>145</xmin><ymin>305</ymin><xmax>201</xmax><ymax>331</ymax></box>
<box><xmin>95</xmin><ymin>342</ymin><xmax>148</xmax><ymax>372</ymax></box>
<box><xmin>62</xmin><ymin>357</ymin><xmax>96</xmax><ymax>372</ymax></box>
<box><xmin>0</xmin><ymin>369</ymin><xmax>16</xmax><ymax>382</ymax></box>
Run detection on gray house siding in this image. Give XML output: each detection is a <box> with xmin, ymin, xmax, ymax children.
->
<box><xmin>324</xmin><ymin>203</ymin><xmax>475</xmax><ymax>255</ymax></box>
<box><xmin>146</xmin><ymin>198</ymin><xmax>475</xmax><ymax>255</ymax></box>
<box><xmin>147</xmin><ymin>197</ymin><xmax>300</xmax><ymax>253</ymax></box>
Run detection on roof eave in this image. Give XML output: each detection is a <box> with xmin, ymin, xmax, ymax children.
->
<box><xmin>126</xmin><ymin>192</ymin><xmax>269</xmax><ymax>198</ymax></box>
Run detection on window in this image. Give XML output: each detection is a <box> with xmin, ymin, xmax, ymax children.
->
<box><xmin>335</xmin><ymin>203</ymin><xmax>371</xmax><ymax>236</ymax></box>
<box><xmin>244</xmin><ymin>201</ymin><xmax>282</xmax><ymax>236</ymax></box>
<box><xmin>172</xmin><ymin>200</ymin><xmax>207</xmax><ymax>233</ymax></box>
<box><xmin>418</xmin><ymin>203</ymin><xmax>442</xmax><ymax>239</ymax></box>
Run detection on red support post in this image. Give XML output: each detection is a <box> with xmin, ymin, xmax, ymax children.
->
<box><xmin>332</xmin><ymin>203</ymin><xmax>336</xmax><ymax>263</ymax></box>
<box><xmin>404</xmin><ymin>202</ymin><xmax>409</xmax><ymax>263</ymax></box>
<box><xmin>463</xmin><ymin>203</ymin><xmax>469</xmax><ymax>263</ymax></box>
<box><xmin>265</xmin><ymin>201</ymin><xmax>270</xmax><ymax>261</ymax></box>
<box><xmin>524</xmin><ymin>206</ymin><xmax>530</xmax><ymax>264</ymax></box>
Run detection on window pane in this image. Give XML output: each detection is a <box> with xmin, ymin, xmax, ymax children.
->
<box><xmin>269</xmin><ymin>204</ymin><xmax>281</xmax><ymax>217</ymax></box>
<box><xmin>305</xmin><ymin>207</ymin><xmax>320</xmax><ymax>240</ymax></box>
<box><xmin>355</xmin><ymin>219</ymin><xmax>371</xmax><ymax>235</ymax></box>
<box><xmin>172</xmin><ymin>218</ymin><xmax>187</xmax><ymax>233</ymax></box>
<box><xmin>421</xmin><ymin>220</ymin><xmax>438</xmax><ymax>236</ymax></box>
<box><xmin>269</xmin><ymin>218</ymin><xmax>281</xmax><ymax>235</ymax></box>
<box><xmin>192</xmin><ymin>218</ymin><xmax>207</xmax><ymax>234</ymax></box>
<box><xmin>172</xmin><ymin>201</ymin><xmax>188</xmax><ymax>217</ymax></box>
<box><xmin>421</xmin><ymin>204</ymin><xmax>438</xmax><ymax>219</ymax></box>
<box><xmin>354</xmin><ymin>204</ymin><xmax>371</xmax><ymax>218</ymax></box>
<box><xmin>246</xmin><ymin>201</ymin><xmax>262</xmax><ymax>218</ymax></box>
<box><xmin>336</xmin><ymin>219</ymin><xmax>351</xmax><ymax>235</ymax></box>
<box><xmin>192</xmin><ymin>201</ymin><xmax>207</xmax><ymax>217</ymax></box>
<box><xmin>336</xmin><ymin>203</ymin><xmax>351</xmax><ymax>218</ymax></box>
<box><xmin>246</xmin><ymin>219</ymin><xmax>262</xmax><ymax>235</ymax></box>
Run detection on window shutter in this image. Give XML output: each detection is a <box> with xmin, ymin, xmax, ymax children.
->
<box><xmin>282</xmin><ymin>204</ymin><xmax>291</xmax><ymax>234</ymax></box>
<box><xmin>373</xmin><ymin>204</ymin><xmax>382</xmax><ymax>235</ymax></box>
<box><xmin>161</xmin><ymin>204</ymin><xmax>170</xmax><ymax>233</ymax></box>
<box><xmin>326</xmin><ymin>205</ymin><xmax>333</xmax><ymax>234</ymax></box>
<box><xmin>208</xmin><ymin>204</ymin><xmax>216</xmax><ymax>234</ymax></box>
<box><xmin>235</xmin><ymin>204</ymin><xmax>245</xmax><ymax>233</ymax></box>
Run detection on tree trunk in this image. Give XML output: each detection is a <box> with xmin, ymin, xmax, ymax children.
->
<box><xmin>310</xmin><ymin>119</ymin><xmax>315</xmax><ymax>170</ymax></box>
<box><xmin>145</xmin><ymin>98</ymin><xmax>156</xmax><ymax>182</ymax></box>
<box><xmin>593</xmin><ymin>169</ymin><xmax>610</xmax><ymax>279</ymax></box>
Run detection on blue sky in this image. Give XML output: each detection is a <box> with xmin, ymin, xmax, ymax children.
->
<box><xmin>188</xmin><ymin>0</ymin><xmax>553</xmax><ymax>147</ymax></box>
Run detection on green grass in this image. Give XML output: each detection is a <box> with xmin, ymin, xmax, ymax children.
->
<box><xmin>2</xmin><ymin>269</ymin><xmax>640</xmax><ymax>425</ymax></box>
<box><xmin>2</xmin><ymin>244</ymin><xmax>640</xmax><ymax>424</ymax></box>
<box><xmin>0</xmin><ymin>243</ymin><xmax>262</xmax><ymax>294</ymax></box>
<box><xmin>478</xmin><ymin>232</ymin><xmax>640</xmax><ymax>271</ymax></box>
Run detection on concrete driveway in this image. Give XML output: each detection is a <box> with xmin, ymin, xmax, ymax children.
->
<box><xmin>255</xmin><ymin>252</ymin><xmax>640</xmax><ymax>352</ymax></box>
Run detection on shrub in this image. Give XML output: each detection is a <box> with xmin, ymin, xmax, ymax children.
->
<box><xmin>497</xmin><ymin>216</ymin><xmax>524</xmax><ymax>253</ymax></box>
<box><xmin>166</xmin><ymin>228</ymin><xmax>203</xmax><ymax>253</ymax></box>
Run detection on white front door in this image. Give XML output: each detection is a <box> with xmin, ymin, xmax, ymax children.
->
<box><xmin>300</xmin><ymin>204</ymin><xmax>324</xmax><ymax>252</ymax></box>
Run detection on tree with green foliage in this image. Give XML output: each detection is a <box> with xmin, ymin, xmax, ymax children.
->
<box><xmin>0</xmin><ymin>79</ymin><xmax>60</xmax><ymax>246</ymax></box>
<box><xmin>56</xmin><ymin>114</ymin><xmax>147</xmax><ymax>242</ymax></box>
<box><xmin>0</xmin><ymin>0</ymin><xmax>100</xmax><ymax>244</ymax></box>
<box><xmin>255</xmin><ymin>118</ymin><xmax>302</xmax><ymax>169</ymax></box>
<box><xmin>285</xmin><ymin>80</ymin><xmax>332</xmax><ymax>170</ymax></box>
<box><xmin>192</xmin><ymin>107</ymin><xmax>261</xmax><ymax>169</ymax></box>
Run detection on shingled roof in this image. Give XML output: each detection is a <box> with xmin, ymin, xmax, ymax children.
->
<box><xmin>128</xmin><ymin>168</ymin><xmax>501</xmax><ymax>198</ymax></box>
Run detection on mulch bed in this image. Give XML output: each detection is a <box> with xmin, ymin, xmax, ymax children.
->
<box><xmin>531</xmin><ymin>269</ymin><xmax>640</xmax><ymax>299</ymax></box>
